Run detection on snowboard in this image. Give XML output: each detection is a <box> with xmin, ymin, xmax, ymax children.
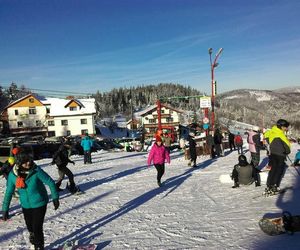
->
<box><xmin>259</xmin><ymin>212</ymin><xmax>300</xmax><ymax>236</ymax></box>
<box><xmin>53</xmin><ymin>241</ymin><xmax>96</xmax><ymax>250</ymax></box>
<box><xmin>219</xmin><ymin>171</ymin><xmax>268</xmax><ymax>184</ymax></box>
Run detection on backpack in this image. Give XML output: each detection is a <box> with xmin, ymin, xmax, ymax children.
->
<box><xmin>235</xmin><ymin>135</ymin><xmax>243</xmax><ymax>145</ymax></box>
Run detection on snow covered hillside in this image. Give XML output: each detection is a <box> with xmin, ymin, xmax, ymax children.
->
<box><xmin>0</xmin><ymin>144</ymin><xmax>300</xmax><ymax>249</ymax></box>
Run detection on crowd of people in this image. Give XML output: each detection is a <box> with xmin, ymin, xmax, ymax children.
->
<box><xmin>0</xmin><ymin>118</ymin><xmax>299</xmax><ymax>248</ymax></box>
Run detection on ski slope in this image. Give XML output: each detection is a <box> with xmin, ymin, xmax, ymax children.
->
<box><xmin>0</xmin><ymin>144</ymin><xmax>299</xmax><ymax>249</ymax></box>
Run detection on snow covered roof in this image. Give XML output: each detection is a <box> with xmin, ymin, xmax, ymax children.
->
<box><xmin>41</xmin><ymin>97</ymin><xmax>96</xmax><ymax>116</ymax></box>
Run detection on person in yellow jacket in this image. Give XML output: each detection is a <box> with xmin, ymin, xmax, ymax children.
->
<box><xmin>264</xmin><ymin>119</ymin><xmax>291</xmax><ymax>195</ymax></box>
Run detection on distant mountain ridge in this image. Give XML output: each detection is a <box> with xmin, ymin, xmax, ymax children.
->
<box><xmin>216</xmin><ymin>86</ymin><xmax>300</xmax><ymax>136</ymax></box>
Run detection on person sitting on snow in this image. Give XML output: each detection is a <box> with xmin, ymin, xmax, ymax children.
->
<box><xmin>231</xmin><ymin>154</ymin><xmax>261</xmax><ymax>188</ymax></box>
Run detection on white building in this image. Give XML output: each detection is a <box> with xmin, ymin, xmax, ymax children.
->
<box><xmin>4</xmin><ymin>94</ymin><xmax>96</xmax><ymax>137</ymax></box>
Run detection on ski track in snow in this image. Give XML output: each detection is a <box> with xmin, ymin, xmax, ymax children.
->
<box><xmin>0</xmin><ymin>145</ymin><xmax>300</xmax><ymax>249</ymax></box>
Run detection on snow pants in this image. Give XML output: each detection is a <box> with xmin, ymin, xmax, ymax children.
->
<box><xmin>22</xmin><ymin>205</ymin><xmax>47</xmax><ymax>248</ymax></box>
<box><xmin>154</xmin><ymin>164</ymin><xmax>165</xmax><ymax>183</ymax></box>
<box><xmin>267</xmin><ymin>154</ymin><xmax>286</xmax><ymax>188</ymax></box>
<box><xmin>56</xmin><ymin>163</ymin><xmax>75</xmax><ymax>188</ymax></box>
<box><xmin>84</xmin><ymin>150</ymin><xmax>92</xmax><ymax>164</ymax></box>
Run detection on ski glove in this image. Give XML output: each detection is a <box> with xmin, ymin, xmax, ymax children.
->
<box><xmin>2</xmin><ymin>211</ymin><xmax>9</xmax><ymax>221</ymax></box>
<box><xmin>53</xmin><ymin>199</ymin><xmax>60</xmax><ymax>210</ymax></box>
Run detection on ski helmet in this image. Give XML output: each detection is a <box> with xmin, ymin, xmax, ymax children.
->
<box><xmin>276</xmin><ymin>119</ymin><xmax>290</xmax><ymax>128</ymax></box>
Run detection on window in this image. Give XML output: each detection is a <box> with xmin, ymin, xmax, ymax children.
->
<box><xmin>48</xmin><ymin>120</ymin><xmax>55</xmax><ymax>126</ymax></box>
<box><xmin>14</xmin><ymin>110</ymin><xmax>19</xmax><ymax>115</ymax></box>
<box><xmin>48</xmin><ymin>131</ymin><xmax>56</xmax><ymax>137</ymax></box>
<box><xmin>169</xmin><ymin>110</ymin><xmax>173</xmax><ymax>114</ymax></box>
<box><xmin>70</xmin><ymin>107</ymin><xmax>77</xmax><ymax>111</ymax></box>
<box><xmin>29</xmin><ymin>98</ymin><xmax>34</xmax><ymax>103</ymax></box>
<box><xmin>46</xmin><ymin>107</ymin><xmax>50</xmax><ymax>114</ymax></box>
<box><xmin>81</xmin><ymin>119</ymin><xmax>87</xmax><ymax>124</ymax></box>
<box><xmin>17</xmin><ymin>121</ymin><xmax>23</xmax><ymax>127</ymax></box>
<box><xmin>149</xmin><ymin>119</ymin><xmax>156</xmax><ymax>124</ymax></box>
<box><xmin>161</xmin><ymin>110</ymin><xmax>165</xmax><ymax>114</ymax></box>
<box><xmin>166</xmin><ymin>117</ymin><xmax>174</xmax><ymax>123</ymax></box>
<box><xmin>81</xmin><ymin>129</ymin><xmax>88</xmax><ymax>135</ymax></box>
<box><xmin>29</xmin><ymin>107</ymin><xmax>36</xmax><ymax>115</ymax></box>
<box><xmin>36</xmin><ymin>120</ymin><xmax>42</xmax><ymax>126</ymax></box>
<box><xmin>61</xmin><ymin>120</ymin><xmax>68</xmax><ymax>126</ymax></box>
<box><xmin>66</xmin><ymin>130</ymin><xmax>71</xmax><ymax>136</ymax></box>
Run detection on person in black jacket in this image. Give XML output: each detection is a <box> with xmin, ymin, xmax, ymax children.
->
<box><xmin>214</xmin><ymin>129</ymin><xmax>223</xmax><ymax>157</ymax></box>
<box><xmin>228</xmin><ymin>132</ymin><xmax>236</xmax><ymax>151</ymax></box>
<box><xmin>188</xmin><ymin>132</ymin><xmax>197</xmax><ymax>167</ymax></box>
<box><xmin>51</xmin><ymin>143</ymin><xmax>78</xmax><ymax>193</ymax></box>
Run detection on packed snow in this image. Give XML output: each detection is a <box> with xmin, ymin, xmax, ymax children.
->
<box><xmin>1</xmin><ymin>143</ymin><xmax>300</xmax><ymax>250</ymax></box>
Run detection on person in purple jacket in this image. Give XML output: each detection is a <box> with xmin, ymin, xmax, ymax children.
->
<box><xmin>147</xmin><ymin>135</ymin><xmax>170</xmax><ymax>187</ymax></box>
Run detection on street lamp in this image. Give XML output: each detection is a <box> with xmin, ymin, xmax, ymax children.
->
<box><xmin>208</xmin><ymin>47</ymin><xmax>223</xmax><ymax>131</ymax></box>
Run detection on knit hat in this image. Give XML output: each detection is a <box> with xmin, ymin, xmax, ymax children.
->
<box><xmin>11</xmin><ymin>147</ymin><xmax>20</xmax><ymax>155</ymax></box>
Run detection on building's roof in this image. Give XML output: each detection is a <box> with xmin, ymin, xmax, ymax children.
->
<box><xmin>41</xmin><ymin>97</ymin><xmax>96</xmax><ymax>116</ymax></box>
<box><xmin>136</xmin><ymin>103</ymin><xmax>183</xmax><ymax>117</ymax></box>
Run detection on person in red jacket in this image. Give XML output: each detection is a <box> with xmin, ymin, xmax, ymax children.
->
<box><xmin>147</xmin><ymin>136</ymin><xmax>170</xmax><ymax>187</ymax></box>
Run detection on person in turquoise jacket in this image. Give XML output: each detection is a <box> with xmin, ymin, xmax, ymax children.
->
<box><xmin>292</xmin><ymin>149</ymin><xmax>300</xmax><ymax>167</ymax></box>
<box><xmin>1</xmin><ymin>151</ymin><xmax>59</xmax><ymax>250</ymax></box>
<box><xmin>80</xmin><ymin>133</ymin><xmax>94</xmax><ymax>164</ymax></box>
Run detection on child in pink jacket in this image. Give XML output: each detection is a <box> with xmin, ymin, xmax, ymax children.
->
<box><xmin>147</xmin><ymin>136</ymin><xmax>170</xmax><ymax>187</ymax></box>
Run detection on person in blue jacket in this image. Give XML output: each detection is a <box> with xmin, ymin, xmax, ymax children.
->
<box><xmin>292</xmin><ymin>149</ymin><xmax>300</xmax><ymax>167</ymax></box>
<box><xmin>1</xmin><ymin>151</ymin><xmax>59</xmax><ymax>250</ymax></box>
<box><xmin>80</xmin><ymin>133</ymin><xmax>93</xmax><ymax>164</ymax></box>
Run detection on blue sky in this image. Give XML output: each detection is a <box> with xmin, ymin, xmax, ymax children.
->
<box><xmin>0</xmin><ymin>0</ymin><xmax>300</xmax><ymax>95</ymax></box>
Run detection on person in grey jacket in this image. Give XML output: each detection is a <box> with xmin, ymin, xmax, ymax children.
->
<box><xmin>231</xmin><ymin>154</ymin><xmax>260</xmax><ymax>188</ymax></box>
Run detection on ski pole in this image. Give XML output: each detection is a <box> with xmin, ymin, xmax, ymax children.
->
<box><xmin>287</xmin><ymin>155</ymin><xmax>300</xmax><ymax>176</ymax></box>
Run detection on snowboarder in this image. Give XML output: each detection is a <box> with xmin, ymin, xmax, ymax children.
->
<box><xmin>2</xmin><ymin>151</ymin><xmax>59</xmax><ymax>250</ymax></box>
<box><xmin>234</xmin><ymin>132</ymin><xmax>243</xmax><ymax>155</ymax></box>
<box><xmin>231</xmin><ymin>154</ymin><xmax>261</xmax><ymax>188</ymax></box>
<box><xmin>81</xmin><ymin>133</ymin><xmax>94</xmax><ymax>164</ymax></box>
<box><xmin>265</xmin><ymin>119</ymin><xmax>291</xmax><ymax>195</ymax></box>
<box><xmin>51</xmin><ymin>142</ymin><xmax>78</xmax><ymax>193</ymax></box>
<box><xmin>147</xmin><ymin>135</ymin><xmax>170</xmax><ymax>187</ymax></box>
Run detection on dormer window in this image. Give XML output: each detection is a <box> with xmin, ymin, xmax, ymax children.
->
<box><xmin>29</xmin><ymin>98</ymin><xmax>34</xmax><ymax>103</ymax></box>
<box><xmin>70</xmin><ymin>107</ymin><xmax>77</xmax><ymax>111</ymax></box>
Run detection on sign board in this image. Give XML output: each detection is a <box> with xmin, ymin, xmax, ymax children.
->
<box><xmin>200</xmin><ymin>97</ymin><xmax>211</xmax><ymax>108</ymax></box>
<box><xmin>203</xmin><ymin>123</ymin><xmax>210</xmax><ymax>130</ymax></box>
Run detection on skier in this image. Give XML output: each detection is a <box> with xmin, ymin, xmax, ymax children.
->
<box><xmin>265</xmin><ymin>119</ymin><xmax>291</xmax><ymax>195</ymax></box>
<box><xmin>291</xmin><ymin>149</ymin><xmax>300</xmax><ymax>167</ymax></box>
<box><xmin>147</xmin><ymin>135</ymin><xmax>170</xmax><ymax>187</ymax></box>
<box><xmin>2</xmin><ymin>151</ymin><xmax>59</xmax><ymax>250</ymax></box>
<box><xmin>231</xmin><ymin>154</ymin><xmax>261</xmax><ymax>188</ymax></box>
<box><xmin>234</xmin><ymin>132</ymin><xmax>243</xmax><ymax>155</ymax></box>
<box><xmin>80</xmin><ymin>133</ymin><xmax>93</xmax><ymax>164</ymax></box>
<box><xmin>51</xmin><ymin>143</ymin><xmax>78</xmax><ymax>193</ymax></box>
<box><xmin>163</xmin><ymin>132</ymin><xmax>172</xmax><ymax>153</ymax></box>
<box><xmin>187</xmin><ymin>132</ymin><xmax>197</xmax><ymax>167</ymax></box>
